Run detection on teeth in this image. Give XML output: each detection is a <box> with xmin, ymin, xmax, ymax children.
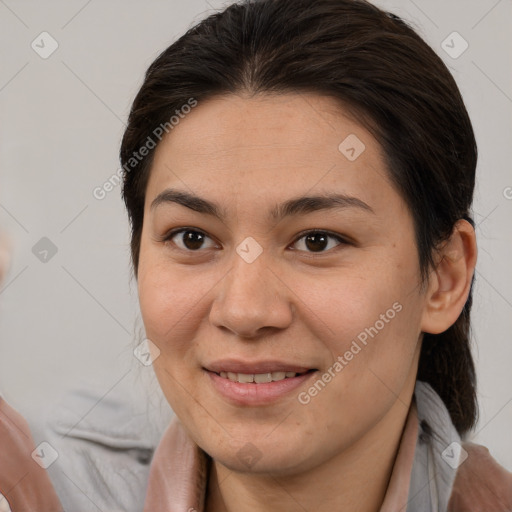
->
<box><xmin>238</xmin><ymin>373</ymin><xmax>254</xmax><ymax>383</ymax></box>
<box><xmin>254</xmin><ymin>372</ymin><xmax>272</xmax><ymax>383</ymax></box>
<box><xmin>218</xmin><ymin>371</ymin><xmax>299</xmax><ymax>383</ymax></box>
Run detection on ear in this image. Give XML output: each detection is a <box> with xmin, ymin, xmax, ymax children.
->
<box><xmin>421</xmin><ymin>219</ymin><xmax>477</xmax><ymax>335</ymax></box>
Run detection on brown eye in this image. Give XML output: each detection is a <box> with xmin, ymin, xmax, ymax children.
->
<box><xmin>292</xmin><ymin>231</ymin><xmax>347</xmax><ymax>253</ymax></box>
<box><xmin>165</xmin><ymin>229</ymin><xmax>216</xmax><ymax>251</ymax></box>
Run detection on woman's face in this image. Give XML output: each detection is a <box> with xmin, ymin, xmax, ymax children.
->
<box><xmin>138</xmin><ymin>93</ymin><xmax>429</xmax><ymax>474</ymax></box>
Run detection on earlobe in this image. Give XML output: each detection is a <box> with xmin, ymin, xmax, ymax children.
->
<box><xmin>421</xmin><ymin>219</ymin><xmax>477</xmax><ymax>334</ymax></box>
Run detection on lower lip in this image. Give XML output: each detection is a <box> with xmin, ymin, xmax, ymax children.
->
<box><xmin>206</xmin><ymin>370</ymin><xmax>316</xmax><ymax>406</ymax></box>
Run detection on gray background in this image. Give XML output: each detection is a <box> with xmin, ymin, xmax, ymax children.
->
<box><xmin>0</xmin><ymin>0</ymin><xmax>511</xmax><ymax>470</ymax></box>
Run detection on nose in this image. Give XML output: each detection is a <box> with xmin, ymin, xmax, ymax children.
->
<box><xmin>209</xmin><ymin>249</ymin><xmax>293</xmax><ymax>339</ymax></box>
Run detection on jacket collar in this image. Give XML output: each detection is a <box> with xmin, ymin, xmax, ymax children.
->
<box><xmin>143</xmin><ymin>381</ymin><xmax>460</xmax><ymax>511</ymax></box>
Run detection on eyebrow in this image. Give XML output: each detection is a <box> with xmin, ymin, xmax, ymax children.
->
<box><xmin>150</xmin><ymin>188</ymin><xmax>375</xmax><ymax>222</ymax></box>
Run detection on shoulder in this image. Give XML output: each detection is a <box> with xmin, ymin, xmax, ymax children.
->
<box><xmin>449</xmin><ymin>442</ymin><xmax>512</xmax><ymax>512</ymax></box>
<box><xmin>41</xmin><ymin>374</ymin><xmax>174</xmax><ymax>512</ymax></box>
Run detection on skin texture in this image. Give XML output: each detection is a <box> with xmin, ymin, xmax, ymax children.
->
<box><xmin>137</xmin><ymin>93</ymin><xmax>477</xmax><ymax>512</ymax></box>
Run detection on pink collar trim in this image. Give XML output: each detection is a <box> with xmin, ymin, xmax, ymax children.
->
<box><xmin>144</xmin><ymin>402</ymin><xmax>419</xmax><ymax>511</ymax></box>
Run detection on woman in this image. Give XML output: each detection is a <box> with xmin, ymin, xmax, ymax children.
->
<box><xmin>1</xmin><ymin>0</ymin><xmax>510</xmax><ymax>510</ymax></box>
<box><xmin>118</xmin><ymin>0</ymin><xmax>511</xmax><ymax>510</ymax></box>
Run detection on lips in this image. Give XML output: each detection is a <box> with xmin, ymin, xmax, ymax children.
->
<box><xmin>204</xmin><ymin>360</ymin><xmax>317</xmax><ymax>405</ymax></box>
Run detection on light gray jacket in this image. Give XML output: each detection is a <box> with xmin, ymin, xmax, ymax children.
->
<box><xmin>30</xmin><ymin>374</ymin><xmax>511</xmax><ymax>511</ymax></box>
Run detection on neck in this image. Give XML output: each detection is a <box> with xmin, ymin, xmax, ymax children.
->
<box><xmin>205</xmin><ymin>388</ymin><xmax>414</xmax><ymax>512</ymax></box>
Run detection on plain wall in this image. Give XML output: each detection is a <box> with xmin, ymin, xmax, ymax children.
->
<box><xmin>1</xmin><ymin>0</ymin><xmax>511</xmax><ymax>470</ymax></box>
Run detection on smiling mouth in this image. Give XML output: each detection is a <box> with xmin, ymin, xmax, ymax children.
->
<box><xmin>216</xmin><ymin>369</ymin><xmax>315</xmax><ymax>383</ymax></box>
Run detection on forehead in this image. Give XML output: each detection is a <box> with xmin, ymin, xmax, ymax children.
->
<box><xmin>145</xmin><ymin>93</ymin><xmax>398</xmax><ymax>214</ymax></box>
<box><xmin>153</xmin><ymin>93</ymin><xmax>373</xmax><ymax>159</ymax></box>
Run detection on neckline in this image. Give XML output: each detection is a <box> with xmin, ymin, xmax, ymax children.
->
<box><xmin>144</xmin><ymin>398</ymin><xmax>420</xmax><ymax>511</ymax></box>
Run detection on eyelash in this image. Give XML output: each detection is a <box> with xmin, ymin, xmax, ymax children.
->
<box><xmin>161</xmin><ymin>228</ymin><xmax>350</xmax><ymax>255</ymax></box>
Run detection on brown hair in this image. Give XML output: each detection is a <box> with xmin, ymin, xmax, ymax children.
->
<box><xmin>120</xmin><ymin>0</ymin><xmax>478</xmax><ymax>435</ymax></box>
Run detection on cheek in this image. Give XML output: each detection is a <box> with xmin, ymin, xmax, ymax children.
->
<box><xmin>294</xmin><ymin>260</ymin><xmax>418</xmax><ymax>349</ymax></box>
<box><xmin>137</xmin><ymin>249</ymin><xmax>224</xmax><ymax>365</ymax></box>
<box><xmin>293</xmin><ymin>297</ymin><xmax>422</xmax><ymax>455</ymax></box>
<box><xmin>295</xmin><ymin>259</ymin><xmax>423</xmax><ymax>394</ymax></box>
<box><xmin>136</xmin><ymin>257</ymin><xmax>209</xmax><ymax>414</ymax></box>
<box><xmin>139</xmin><ymin>268</ymin><xmax>200</xmax><ymax>348</ymax></box>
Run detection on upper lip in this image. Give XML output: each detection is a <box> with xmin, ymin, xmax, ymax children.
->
<box><xmin>205</xmin><ymin>359</ymin><xmax>314</xmax><ymax>375</ymax></box>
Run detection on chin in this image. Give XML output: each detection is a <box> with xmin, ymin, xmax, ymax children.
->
<box><xmin>197</xmin><ymin>425</ymin><xmax>316</xmax><ymax>476</ymax></box>
<box><xmin>212</xmin><ymin>445</ymin><xmax>308</xmax><ymax>475</ymax></box>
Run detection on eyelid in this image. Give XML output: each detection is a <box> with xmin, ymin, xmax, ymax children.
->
<box><xmin>290</xmin><ymin>229</ymin><xmax>352</xmax><ymax>248</ymax></box>
<box><xmin>162</xmin><ymin>227</ymin><xmax>351</xmax><ymax>254</ymax></box>
<box><xmin>162</xmin><ymin>227</ymin><xmax>219</xmax><ymax>249</ymax></box>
